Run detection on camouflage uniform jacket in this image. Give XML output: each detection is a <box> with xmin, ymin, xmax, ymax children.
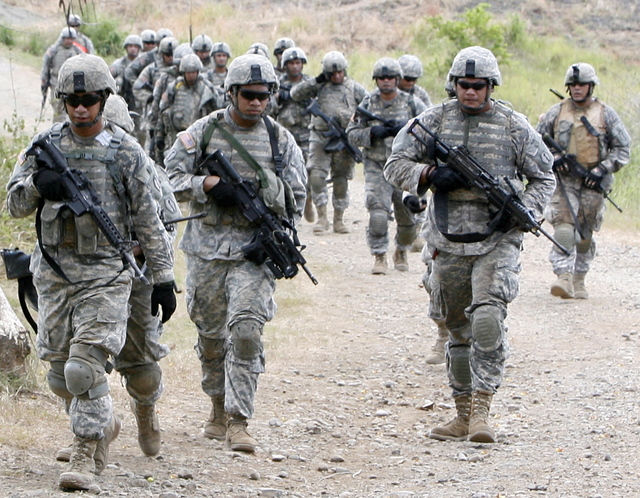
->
<box><xmin>290</xmin><ymin>77</ymin><xmax>368</xmax><ymax>132</ymax></box>
<box><xmin>73</xmin><ymin>33</ymin><xmax>95</xmax><ymax>54</ymax></box>
<box><xmin>110</xmin><ymin>55</ymin><xmax>137</xmax><ymax>110</ymax></box>
<box><xmin>347</xmin><ymin>89</ymin><xmax>427</xmax><ymax>163</ymax></box>
<box><xmin>124</xmin><ymin>49</ymin><xmax>160</xmax><ymax>92</ymax></box>
<box><xmin>275</xmin><ymin>73</ymin><xmax>313</xmax><ymax>145</ymax></box>
<box><xmin>536</xmin><ymin>97</ymin><xmax>630</xmax><ymax>192</ymax></box>
<box><xmin>409</xmin><ymin>84</ymin><xmax>432</xmax><ymax>108</ymax></box>
<box><xmin>205</xmin><ymin>68</ymin><xmax>229</xmax><ymax>106</ymax></box>
<box><xmin>41</xmin><ymin>41</ymin><xmax>83</xmax><ymax>89</ymax></box>
<box><xmin>6</xmin><ymin>122</ymin><xmax>175</xmax><ymax>284</ymax></box>
<box><xmin>165</xmin><ymin>107</ymin><xmax>307</xmax><ymax>261</ymax></box>
<box><xmin>384</xmin><ymin>99</ymin><xmax>555</xmax><ymax>256</ymax></box>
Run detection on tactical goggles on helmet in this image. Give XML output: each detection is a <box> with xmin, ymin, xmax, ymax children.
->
<box><xmin>63</xmin><ymin>93</ymin><xmax>103</xmax><ymax>108</ymax></box>
<box><xmin>239</xmin><ymin>89</ymin><xmax>271</xmax><ymax>102</ymax></box>
<box><xmin>457</xmin><ymin>80</ymin><xmax>488</xmax><ymax>91</ymax></box>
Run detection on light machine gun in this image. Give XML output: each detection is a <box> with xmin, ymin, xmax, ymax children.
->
<box><xmin>202</xmin><ymin>149</ymin><xmax>318</xmax><ymax>285</ymax></box>
<box><xmin>407</xmin><ymin>119</ymin><xmax>570</xmax><ymax>256</ymax></box>
<box><xmin>26</xmin><ymin>137</ymin><xmax>150</xmax><ymax>284</ymax></box>
<box><xmin>305</xmin><ymin>100</ymin><xmax>362</xmax><ymax>163</ymax></box>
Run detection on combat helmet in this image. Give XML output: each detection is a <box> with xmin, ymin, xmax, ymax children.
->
<box><xmin>192</xmin><ymin>34</ymin><xmax>213</xmax><ymax>54</ymax></box>
<box><xmin>159</xmin><ymin>37</ymin><xmax>179</xmax><ymax>56</ymax></box>
<box><xmin>247</xmin><ymin>42</ymin><xmax>269</xmax><ymax>59</ymax></box>
<box><xmin>180</xmin><ymin>53</ymin><xmax>203</xmax><ymax>73</ymax></box>
<box><xmin>445</xmin><ymin>46</ymin><xmax>501</xmax><ymax>97</ymax></box>
<box><xmin>157</xmin><ymin>28</ymin><xmax>174</xmax><ymax>41</ymax></box>
<box><xmin>281</xmin><ymin>47</ymin><xmax>307</xmax><ymax>66</ymax></box>
<box><xmin>104</xmin><ymin>94</ymin><xmax>135</xmax><ymax>133</ymax></box>
<box><xmin>174</xmin><ymin>43</ymin><xmax>194</xmax><ymax>61</ymax></box>
<box><xmin>273</xmin><ymin>37</ymin><xmax>295</xmax><ymax>56</ymax></box>
<box><xmin>55</xmin><ymin>53</ymin><xmax>116</xmax><ymax>97</ymax></box>
<box><xmin>224</xmin><ymin>53</ymin><xmax>278</xmax><ymax>92</ymax></box>
<box><xmin>67</xmin><ymin>14</ymin><xmax>82</xmax><ymax>27</ymax></box>
<box><xmin>140</xmin><ymin>29</ymin><xmax>157</xmax><ymax>44</ymax></box>
<box><xmin>123</xmin><ymin>34</ymin><xmax>143</xmax><ymax>49</ymax></box>
<box><xmin>59</xmin><ymin>27</ymin><xmax>77</xmax><ymax>40</ymax></box>
<box><xmin>398</xmin><ymin>54</ymin><xmax>423</xmax><ymax>79</ymax></box>
<box><xmin>564</xmin><ymin>63</ymin><xmax>599</xmax><ymax>86</ymax></box>
<box><xmin>321</xmin><ymin>51</ymin><xmax>348</xmax><ymax>73</ymax></box>
<box><xmin>372</xmin><ymin>57</ymin><xmax>402</xmax><ymax>80</ymax></box>
<box><xmin>212</xmin><ymin>42</ymin><xmax>232</xmax><ymax>58</ymax></box>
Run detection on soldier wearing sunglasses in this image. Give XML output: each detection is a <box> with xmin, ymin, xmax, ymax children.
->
<box><xmin>385</xmin><ymin>46</ymin><xmax>555</xmax><ymax>444</ymax></box>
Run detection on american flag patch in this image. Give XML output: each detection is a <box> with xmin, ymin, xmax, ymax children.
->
<box><xmin>179</xmin><ymin>132</ymin><xmax>197</xmax><ymax>151</ymax></box>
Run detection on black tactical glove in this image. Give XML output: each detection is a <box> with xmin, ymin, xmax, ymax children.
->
<box><xmin>207</xmin><ymin>176</ymin><xmax>238</xmax><ymax>207</ymax></box>
<box><xmin>278</xmin><ymin>88</ymin><xmax>290</xmax><ymax>102</ymax></box>
<box><xmin>386</xmin><ymin>120</ymin><xmax>406</xmax><ymax>137</ymax></box>
<box><xmin>146</xmin><ymin>95</ymin><xmax>154</xmax><ymax>105</ymax></box>
<box><xmin>553</xmin><ymin>155</ymin><xmax>571</xmax><ymax>174</ymax></box>
<box><xmin>370</xmin><ymin>125</ymin><xmax>389</xmax><ymax>139</ymax></box>
<box><xmin>151</xmin><ymin>281</ymin><xmax>177</xmax><ymax>323</ymax></box>
<box><xmin>32</xmin><ymin>169</ymin><xmax>67</xmax><ymax>201</ymax></box>
<box><xmin>155</xmin><ymin>138</ymin><xmax>165</xmax><ymax>153</ymax></box>
<box><xmin>41</xmin><ymin>85</ymin><xmax>48</xmax><ymax>97</ymax></box>
<box><xmin>429</xmin><ymin>166</ymin><xmax>466</xmax><ymax>192</ymax></box>
<box><xmin>493</xmin><ymin>210</ymin><xmax>518</xmax><ymax>233</ymax></box>
<box><xmin>403</xmin><ymin>195</ymin><xmax>426</xmax><ymax>214</ymax></box>
<box><xmin>315</xmin><ymin>72</ymin><xmax>329</xmax><ymax>84</ymax></box>
<box><xmin>584</xmin><ymin>164</ymin><xmax>606</xmax><ymax>190</ymax></box>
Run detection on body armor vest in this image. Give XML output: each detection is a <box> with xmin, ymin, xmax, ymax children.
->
<box><xmin>313</xmin><ymin>79</ymin><xmax>359</xmax><ymax>130</ymax></box>
<box><xmin>555</xmin><ymin>99</ymin><xmax>605</xmax><ymax>169</ymax></box>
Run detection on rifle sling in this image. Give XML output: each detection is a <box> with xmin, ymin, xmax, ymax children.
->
<box><xmin>18</xmin><ymin>277</ymin><xmax>38</xmax><ymax>334</ymax></box>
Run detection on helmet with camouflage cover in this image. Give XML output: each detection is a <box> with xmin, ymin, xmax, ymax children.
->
<box><xmin>398</xmin><ymin>54</ymin><xmax>423</xmax><ymax>79</ymax></box>
<box><xmin>372</xmin><ymin>57</ymin><xmax>402</xmax><ymax>80</ymax></box>
<box><xmin>174</xmin><ymin>43</ymin><xmax>193</xmax><ymax>61</ymax></box>
<box><xmin>281</xmin><ymin>47</ymin><xmax>307</xmax><ymax>66</ymax></box>
<box><xmin>104</xmin><ymin>94</ymin><xmax>135</xmax><ymax>133</ymax></box>
<box><xmin>212</xmin><ymin>42</ymin><xmax>232</xmax><ymax>57</ymax></box>
<box><xmin>224</xmin><ymin>53</ymin><xmax>278</xmax><ymax>92</ymax></box>
<box><xmin>192</xmin><ymin>34</ymin><xmax>213</xmax><ymax>53</ymax></box>
<box><xmin>321</xmin><ymin>51</ymin><xmax>348</xmax><ymax>73</ymax></box>
<box><xmin>157</xmin><ymin>28</ymin><xmax>173</xmax><ymax>40</ymax></box>
<box><xmin>123</xmin><ymin>34</ymin><xmax>143</xmax><ymax>49</ymax></box>
<box><xmin>445</xmin><ymin>46</ymin><xmax>501</xmax><ymax>97</ymax></box>
<box><xmin>273</xmin><ymin>37</ymin><xmax>295</xmax><ymax>56</ymax></box>
<box><xmin>247</xmin><ymin>42</ymin><xmax>269</xmax><ymax>59</ymax></box>
<box><xmin>180</xmin><ymin>53</ymin><xmax>203</xmax><ymax>73</ymax></box>
<box><xmin>59</xmin><ymin>27</ymin><xmax>77</xmax><ymax>39</ymax></box>
<box><xmin>564</xmin><ymin>63</ymin><xmax>599</xmax><ymax>86</ymax></box>
<box><xmin>159</xmin><ymin>36</ymin><xmax>179</xmax><ymax>55</ymax></box>
<box><xmin>140</xmin><ymin>29</ymin><xmax>157</xmax><ymax>44</ymax></box>
<box><xmin>67</xmin><ymin>14</ymin><xmax>82</xmax><ymax>27</ymax></box>
<box><xmin>55</xmin><ymin>53</ymin><xmax>116</xmax><ymax>97</ymax></box>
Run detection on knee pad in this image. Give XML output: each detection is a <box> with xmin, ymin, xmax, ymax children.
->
<box><xmin>369</xmin><ymin>209</ymin><xmax>388</xmax><ymax>238</ymax></box>
<box><xmin>196</xmin><ymin>336</ymin><xmax>227</xmax><ymax>361</ymax></box>
<box><xmin>447</xmin><ymin>344</ymin><xmax>471</xmax><ymax>387</ymax></box>
<box><xmin>576</xmin><ymin>237</ymin><xmax>592</xmax><ymax>254</ymax></box>
<box><xmin>332</xmin><ymin>176</ymin><xmax>349</xmax><ymax>199</ymax></box>
<box><xmin>64</xmin><ymin>344</ymin><xmax>109</xmax><ymax>399</ymax></box>
<box><xmin>554</xmin><ymin>223</ymin><xmax>576</xmax><ymax>252</ymax></box>
<box><xmin>396</xmin><ymin>223</ymin><xmax>416</xmax><ymax>247</ymax></box>
<box><xmin>471</xmin><ymin>306</ymin><xmax>503</xmax><ymax>352</ymax></box>
<box><xmin>121</xmin><ymin>363</ymin><xmax>162</xmax><ymax>398</ymax></box>
<box><xmin>47</xmin><ymin>361</ymin><xmax>72</xmax><ymax>401</ymax></box>
<box><xmin>230</xmin><ymin>320</ymin><xmax>263</xmax><ymax>361</ymax></box>
<box><xmin>309</xmin><ymin>169</ymin><xmax>327</xmax><ymax>192</ymax></box>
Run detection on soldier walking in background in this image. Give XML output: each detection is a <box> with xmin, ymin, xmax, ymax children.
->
<box><xmin>67</xmin><ymin>14</ymin><xmax>95</xmax><ymax>54</ymax></box>
<box><xmin>192</xmin><ymin>34</ymin><xmax>215</xmax><ymax>71</ymax></box>
<box><xmin>398</xmin><ymin>54</ymin><xmax>432</xmax><ymax>108</ymax></box>
<box><xmin>273</xmin><ymin>37</ymin><xmax>295</xmax><ymax>74</ymax></box>
<box><xmin>536</xmin><ymin>63</ymin><xmax>630</xmax><ymax>299</ymax></box>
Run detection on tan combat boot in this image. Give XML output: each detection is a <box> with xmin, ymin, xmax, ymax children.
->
<box><xmin>371</xmin><ymin>254</ymin><xmax>388</xmax><ymax>275</ymax></box>
<box><xmin>58</xmin><ymin>437</ymin><xmax>98</xmax><ymax>491</ymax></box>
<box><xmin>93</xmin><ymin>414</ymin><xmax>121</xmax><ymax>475</ymax></box>
<box><xmin>204</xmin><ymin>396</ymin><xmax>227</xmax><ymax>441</ymax></box>
<box><xmin>425</xmin><ymin>324</ymin><xmax>448</xmax><ymax>365</ymax></box>
<box><xmin>130</xmin><ymin>399</ymin><xmax>161</xmax><ymax>456</ymax></box>
<box><xmin>429</xmin><ymin>393</ymin><xmax>471</xmax><ymax>441</ymax></box>
<box><xmin>410</xmin><ymin>236</ymin><xmax>425</xmax><ymax>253</ymax></box>
<box><xmin>56</xmin><ymin>443</ymin><xmax>73</xmax><ymax>462</ymax></box>
<box><xmin>393</xmin><ymin>248</ymin><xmax>409</xmax><ymax>272</ymax></box>
<box><xmin>573</xmin><ymin>273</ymin><xmax>589</xmax><ymax>299</ymax></box>
<box><xmin>550</xmin><ymin>273</ymin><xmax>574</xmax><ymax>299</ymax></box>
<box><xmin>227</xmin><ymin>415</ymin><xmax>257</xmax><ymax>453</ymax></box>
<box><xmin>304</xmin><ymin>195</ymin><xmax>316</xmax><ymax>223</ymax></box>
<box><xmin>333</xmin><ymin>209</ymin><xmax>350</xmax><ymax>234</ymax></box>
<box><xmin>313</xmin><ymin>205</ymin><xmax>330</xmax><ymax>234</ymax></box>
<box><xmin>468</xmin><ymin>389</ymin><xmax>495</xmax><ymax>443</ymax></box>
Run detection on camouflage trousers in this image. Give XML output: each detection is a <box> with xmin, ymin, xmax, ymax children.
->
<box><xmin>427</xmin><ymin>232</ymin><xmax>522</xmax><ymax>396</ymax></box>
<box><xmin>35</xmin><ymin>271</ymin><xmax>132</xmax><ymax>439</ymax></box>
<box><xmin>364</xmin><ymin>158</ymin><xmax>416</xmax><ymax>254</ymax></box>
<box><xmin>308</xmin><ymin>132</ymin><xmax>355</xmax><ymax>210</ymax></box>
<box><xmin>547</xmin><ymin>180</ymin><xmax>605</xmax><ymax>275</ymax></box>
<box><xmin>112</xmin><ymin>273</ymin><xmax>170</xmax><ymax>405</ymax></box>
<box><xmin>421</xmin><ymin>243</ymin><xmax>446</xmax><ymax>329</ymax></box>
<box><xmin>184</xmin><ymin>254</ymin><xmax>276</xmax><ymax>419</ymax></box>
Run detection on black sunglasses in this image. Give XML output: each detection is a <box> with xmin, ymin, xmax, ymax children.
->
<box><xmin>457</xmin><ymin>81</ymin><xmax>488</xmax><ymax>91</ymax></box>
<box><xmin>402</xmin><ymin>76</ymin><xmax>418</xmax><ymax>82</ymax></box>
<box><xmin>239</xmin><ymin>90</ymin><xmax>271</xmax><ymax>102</ymax></box>
<box><xmin>63</xmin><ymin>93</ymin><xmax>102</xmax><ymax>108</ymax></box>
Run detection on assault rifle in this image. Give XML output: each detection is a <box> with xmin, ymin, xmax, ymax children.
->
<box><xmin>407</xmin><ymin>120</ymin><xmax>570</xmax><ymax>256</ymax></box>
<box><xmin>26</xmin><ymin>137</ymin><xmax>150</xmax><ymax>284</ymax></box>
<box><xmin>305</xmin><ymin>100</ymin><xmax>362</xmax><ymax>163</ymax></box>
<box><xmin>542</xmin><ymin>134</ymin><xmax>623</xmax><ymax>213</ymax></box>
<box><xmin>355</xmin><ymin>106</ymin><xmax>395</xmax><ymax>127</ymax></box>
<box><xmin>203</xmin><ymin>149</ymin><xmax>318</xmax><ymax>285</ymax></box>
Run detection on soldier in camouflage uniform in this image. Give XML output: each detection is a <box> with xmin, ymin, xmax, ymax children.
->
<box><xmin>275</xmin><ymin>46</ymin><xmax>315</xmax><ymax>222</ymax></box>
<box><xmin>156</xmin><ymin>54</ymin><xmax>218</xmax><ymax>162</ymax></box>
<box><xmin>67</xmin><ymin>14</ymin><xmax>95</xmax><ymax>54</ymax></box>
<box><xmin>291</xmin><ymin>50</ymin><xmax>367</xmax><ymax>234</ymax></box>
<box><xmin>192</xmin><ymin>34</ymin><xmax>214</xmax><ymax>71</ymax></box>
<box><xmin>273</xmin><ymin>37</ymin><xmax>295</xmax><ymax>74</ymax></box>
<box><xmin>165</xmin><ymin>54</ymin><xmax>306</xmax><ymax>453</ymax></box>
<box><xmin>207</xmin><ymin>42</ymin><xmax>232</xmax><ymax>107</ymax></box>
<box><xmin>385</xmin><ymin>46</ymin><xmax>555</xmax><ymax>443</ymax></box>
<box><xmin>346</xmin><ymin>57</ymin><xmax>426</xmax><ymax>274</ymax></box>
<box><xmin>6</xmin><ymin>54</ymin><xmax>176</xmax><ymax>491</ymax></box>
<box><xmin>398</xmin><ymin>54</ymin><xmax>432</xmax><ymax>108</ymax></box>
<box><xmin>41</xmin><ymin>27</ymin><xmax>83</xmax><ymax>123</ymax></box>
<box><xmin>110</xmin><ymin>35</ymin><xmax>143</xmax><ymax>111</ymax></box>
<box><xmin>536</xmin><ymin>63</ymin><xmax>630</xmax><ymax>300</ymax></box>
<box><xmin>140</xmin><ymin>29</ymin><xmax>158</xmax><ymax>53</ymax></box>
